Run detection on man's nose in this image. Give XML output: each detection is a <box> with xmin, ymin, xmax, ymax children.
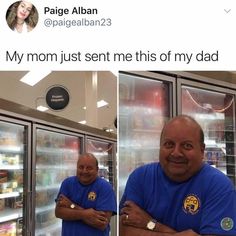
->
<box><xmin>82</xmin><ymin>168</ymin><xmax>89</xmax><ymax>173</ymax></box>
<box><xmin>170</xmin><ymin>145</ymin><xmax>183</xmax><ymax>157</ymax></box>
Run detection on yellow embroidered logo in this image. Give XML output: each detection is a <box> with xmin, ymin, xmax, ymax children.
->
<box><xmin>88</xmin><ymin>191</ymin><xmax>97</xmax><ymax>201</ymax></box>
<box><xmin>183</xmin><ymin>194</ymin><xmax>200</xmax><ymax>215</ymax></box>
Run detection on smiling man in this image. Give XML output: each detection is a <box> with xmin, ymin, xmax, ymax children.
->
<box><xmin>120</xmin><ymin>115</ymin><xmax>236</xmax><ymax>236</ymax></box>
<box><xmin>55</xmin><ymin>153</ymin><xmax>117</xmax><ymax>236</ymax></box>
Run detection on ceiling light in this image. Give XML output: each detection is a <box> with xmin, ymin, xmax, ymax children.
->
<box><xmin>82</xmin><ymin>100</ymin><xmax>109</xmax><ymax>109</ymax></box>
<box><xmin>97</xmin><ymin>100</ymin><xmax>108</xmax><ymax>108</ymax></box>
<box><xmin>37</xmin><ymin>105</ymin><xmax>48</xmax><ymax>112</ymax></box>
<box><xmin>110</xmin><ymin>70</ymin><xmax>118</xmax><ymax>77</ymax></box>
<box><xmin>106</xmin><ymin>128</ymin><xmax>114</xmax><ymax>132</ymax></box>
<box><xmin>20</xmin><ymin>70</ymin><xmax>51</xmax><ymax>86</ymax></box>
<box><xmin>78</xmin><ymin>120</ymin><xmax>86</xmax><ymax>124</ymax></box>
<box><xmin>103</xmin><ymin>127</ymin><xmax>114</xmax><ymax>132</ymax></box>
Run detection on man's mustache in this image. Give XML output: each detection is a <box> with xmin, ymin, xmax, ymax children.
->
<box><xmin>167</xmin><ymin>156</ymin><xmax>188</xmax><ymax>164</ymax></box>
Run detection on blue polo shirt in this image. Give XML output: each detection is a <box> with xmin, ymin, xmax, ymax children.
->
<box><xmin>120</xmin><ymin>163</ymin><xmax>236</xmax><ymax>235</ymax></box>
<box><xmin>57</xmin><ymin>176</ymin><xmax>117</xmax><ymax>236</ymax></box>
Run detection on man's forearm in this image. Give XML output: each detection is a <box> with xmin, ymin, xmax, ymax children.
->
<box><xmin>120</xmin><ymin>212</ymin><xmax>176</xmax><ymax>234</ymax></box>
<box><xmin>120</xmin><ymin>224</ymin><xmax>175</xmax><ymax>236</ymax></box>
<box><xmin>56</xmin><ymin>204</ymin><xmax>111</xmax><ymax>230</ymax></box>
<box><xmin>120</xmin><ymin>222</ymin><xmax>216</xmax><ymax>236</ymax></box>
<box><xmin>55</xmin><ymin>204</ymin><xmax>85</xmax><ymax>221</ymax></box>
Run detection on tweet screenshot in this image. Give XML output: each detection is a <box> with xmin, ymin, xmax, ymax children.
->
<box><xmin>0</xmin><ymin>0</ymin><xmax>236</xmax><ymax>236</ymax></box>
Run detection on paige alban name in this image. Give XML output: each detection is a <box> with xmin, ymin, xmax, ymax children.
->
<box><xmin>44</xmin><ymin>7</ymin><xmax>98</xmax><ymax>16</ymax></box>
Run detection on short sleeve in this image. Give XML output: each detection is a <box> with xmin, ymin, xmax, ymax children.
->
<box><xmin>200</xmin><ymin>179</ymin><xmax>236</xmax><ymax>235</ymax></box>
<box><xmin>96</xmin><ymin>180</ymin><xmax>117</xmax><ymax>215</ymax></box>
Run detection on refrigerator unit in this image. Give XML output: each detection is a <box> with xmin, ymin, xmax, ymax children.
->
<box><xmin>0</xmin><ymin>117</ymin><xmax>31</xmax><ymax>236</ymax></box>
<box><xmin>177</xmin><ymin>78</ymin><xmax>236</xmax><ymax>185</ymax></box>
<box><xmin>86</xmin><ymin>137</ymin><xmax>117</xmax><ymax>236</ymax></box>
<box><xmin>0</xmin><ymin>98</ymin><xmax>117</xmax><ymax>236</ymax></box>
<box><xmin>119</xmin><ymin>72</ymin><xmax>175</xmax><ymax>196</ymax></box>
<box><xmin>86</xmin><ymin>138</ymin><xmax>116</xmax><ymax>185</ymax></box>
<box><xmin>34</xmin><ymin>127</ymin><xmax>82</xmax><ymax>236</ymax></box>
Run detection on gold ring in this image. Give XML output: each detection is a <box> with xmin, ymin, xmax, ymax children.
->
<box><xmin>126</xmin><ymin>214</ymin><xmax>129</xmax><ymax>220</ymax></box>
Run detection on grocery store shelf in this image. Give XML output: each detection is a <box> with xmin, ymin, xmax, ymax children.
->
<box><xmin>0</xmin><ymin>164</ymin><xmax>23</xmax><ymax>170</ymax></box>
<box><xmin>0</xmin><ymin>208</ymin><xmax>22</xmax><ymax>223</ymax></box>
<box><xmin>0</xmin><ymin>192</ymin><xmax>19</xmax><ymax>199</ymax></box>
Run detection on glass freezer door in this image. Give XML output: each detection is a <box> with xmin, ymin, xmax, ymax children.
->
<box><xmin>86</xmin><ymin>139</ymin><xmax>115</xmax><ymax>186</ymax></box>
<box><xmin>179</xmin><ymin>81</ymin><xmax>236</xmax><ymax>186</ymax></box>
<box><xmin>119</xmin><ymin>72</ymin><xmax>173</xmax><ymax>197</ymax></box>
<box><xmin>86</xmin><ymin>138</ymin><xmax>117</xmax><ymax>236</ymax></box>
<box><xmin>0</xmin><ymin>120</ymin><xmax>29</xmax><ymax>236</ymax></box>
<box><xmin>34</xmin><ymin>128</ymin><xmax>81</xmax><ymax>236</ymax></box>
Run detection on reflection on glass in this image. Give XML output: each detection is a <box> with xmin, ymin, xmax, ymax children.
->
<box><xmin>119</xmin><ymin>73</ymin><xmax>171</xmax><ymax>197</ymax></box>
<box><xmin>35</xmin><ymin>129</ymin><xmax>80</xmax><ymax>236</ymax></box>
<box><xmin>182</xmin><ymin>86</ymin><xmax>235</xmax><ymax>184</ymax></box>
<box><xmin>86</xmin><ymin>139</ymin><xmax>114</xmax><ymax>185</ymax></box>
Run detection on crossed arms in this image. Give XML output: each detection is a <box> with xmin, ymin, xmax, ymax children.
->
<box><xmin>55</xmin><ymin>194</ymin><xmax>112</xmax><ymax>231</ymax></box>
<box><xmin>120</xmin><ymin>201</ymin><xmax>217</xmax><ymax>236</ymax></box>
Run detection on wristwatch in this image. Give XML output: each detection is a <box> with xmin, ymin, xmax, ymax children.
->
<box><xmin>70</xmin><ymin>203</ymin><xmax>75</xmax><ymax>209</ymax></box>
<box><xmin>146</xmin><ymin>219</ymin><xmax>157</xmax><ymax>231</ymax></box>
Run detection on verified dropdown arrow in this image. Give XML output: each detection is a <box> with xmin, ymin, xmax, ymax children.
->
<box><xmin>224</xmin><ymin>9</ymin><xmax>231</xmax><ymax>13</ymax></box>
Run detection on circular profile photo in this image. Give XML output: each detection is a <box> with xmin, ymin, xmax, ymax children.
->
<box><xmin>6</xmin><ymin>1</ymin><xmax>38</xmax><ymax>33</ymax></box>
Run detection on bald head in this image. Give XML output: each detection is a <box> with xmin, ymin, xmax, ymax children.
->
<box><xmin>161</xmin><ymin>115</ymin><xmax>204</xmax><ymax>145</ymax></box>
<box><xmin>78</xmin><ymin>153</ymin><xmax>98</xmax><ymax>168</ymax></box>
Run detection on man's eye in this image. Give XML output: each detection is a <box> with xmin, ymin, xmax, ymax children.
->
<box><xmin>183</xmin><ymin>143</ymin><xmax>193</xmax><ymax>149</ymax></box>
<box><xmin>163</xmin><ymin>142</ymin><xmax>174</xmax><ymax>148</ymax></box>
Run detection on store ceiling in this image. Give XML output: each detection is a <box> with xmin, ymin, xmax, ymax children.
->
<box><xmin>0</xmin><ymin>71</ymin><xmax>117</xmax><ymax>133</ymax></box>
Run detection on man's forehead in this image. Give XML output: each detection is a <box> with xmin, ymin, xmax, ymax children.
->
<box><xmin>78</xmin><ymin>156</ymin><xmax>96</xmax><ymax>164</ymax></box>
<box><xmin>165</xmin><ymin>118</ymin><xmax>198</xmax><ymax>129</ymax></box>
<box><xmin>162</xmin><ymin>119</ymin><xmax>200</xmax><ymax>137</ymax></box>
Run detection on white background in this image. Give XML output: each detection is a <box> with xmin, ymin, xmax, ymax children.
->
<box><xmin>0</xmin><ymin>0</ymin><xmax>236</xmax><ymax>70</ymax></box>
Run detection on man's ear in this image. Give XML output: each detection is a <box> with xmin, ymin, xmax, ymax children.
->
<box><xmin>201</xmin><ymin>143</ymin><xmax>205</xmax><ymax>157</ymax></box>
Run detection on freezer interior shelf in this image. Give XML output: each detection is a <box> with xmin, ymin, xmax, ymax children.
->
<box><xmin>36</xmin><ymin>147</ymin><xmax>77</xmax><ymax>155</ymax></box>
<box><xmin>36</xmin><ymin>204</ymin><xmax>55</xmax><ymax>214</ymax></box>
<box><xmin>36</xmin><ymin>184</ymin><xmax>60</xmax><ymax>191</ymax></box>
<box><xmin>0</xmin><ymin>208</ymin><xmax>22</xmax><ymax>223</ymax></box>
<box><xmin>0</xmin><ymin>146</ymin><xmax>23</xmax><ymax>153</ymax></box>
<box><xmin>36</xmin><ymin>165</ymin><xmax>77</xmax><ymax>170</ymax></box>
<box><xmin>0</xmin><ymin>192</ymin><xmax>19</xmax><ymax>199</ymax></box>
<box><xmin>0</xmin><ymin>165</ymin><xmax>23</xmax><ymax>170</ymax></box>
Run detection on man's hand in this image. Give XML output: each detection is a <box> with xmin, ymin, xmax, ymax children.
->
<box><xmin>120</xmin><ymin>200</ymin><xmax>152</xmax><ymax>229</ymax></box>
<box><xmin>57</xmin><ymin>194</ymin><xmax>84</xmax><ymax>210</ymax></box>
<box><xmin>120</xmin><ymin>201</ymin><xmax>176</xmax><ymax>234</ymax></box>
<box><xmin>82</xmin><ymin>208</ymin><xmax>109</xmax><ymax>230</ymax></box>
<box><xmin>57</xmin><ymin>194</ymin><xmax>73</xmax><ymax>208</ymax></box>
<box><xmin>55</xmin><ymin>194</ymin><xmax>112</xmax><ymax>231</ymax></box>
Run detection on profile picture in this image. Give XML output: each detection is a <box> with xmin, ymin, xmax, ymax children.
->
<box><xmin>6</xmin><ymin>1</ymin><xmax>38</xmax><ymax>33</ymax></box>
